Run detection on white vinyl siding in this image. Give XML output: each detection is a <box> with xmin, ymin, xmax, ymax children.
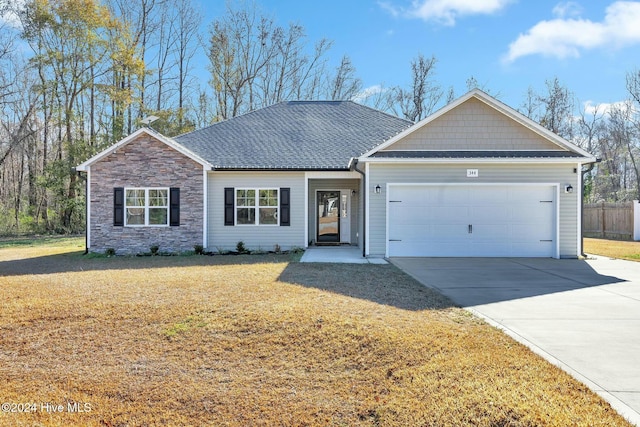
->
<box><xmin>208</xmin><ymin>172</ymin><xmax>305</xmax><ymax>251</ymax></box>
<box><xmin>367</xmin><ymin>163</ymin><xmax>580</xmax><ymax>258</ymax></box>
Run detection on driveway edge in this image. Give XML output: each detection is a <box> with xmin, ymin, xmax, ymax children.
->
<box><xmin>466</xmin><ymin>307</ymin><xmax>640</xmax><ymax>427</ymax></box>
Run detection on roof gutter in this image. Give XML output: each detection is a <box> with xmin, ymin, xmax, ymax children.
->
<box><xmin>351</xmin><ymin>158</ymin><xmax>366</xmax><ymax>258</ymax></box>
<box><xmin>209</xmin><ymin>167</ymin><xmax>351</xmax><ymax>172</ymax></box>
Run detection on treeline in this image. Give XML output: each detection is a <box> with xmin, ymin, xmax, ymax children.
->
<box><xmin>0</xmin><ymin>0</ymin><xmax>638</xmax><ymax>235</ymax></box>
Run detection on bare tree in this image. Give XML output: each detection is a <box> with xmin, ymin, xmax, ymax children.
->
<box><xmin>207</xmin><ymin>2</ymin><xmax>333</xmax><ymax>119</ymax></box>
<box><xmin>538</xmin><ymin>77</ymin><xmax>575</xmax><ymax>140</ymax></box>
<box><xmin>392</xmin><ymin>54</ymin><xmax>442</xmax><ymax>121</ymax></box>
<box><xmin>519</xmin><ymin>86</ymin><xmax>541</xmax><ymax>120</ymax></box>
<box><xmin>326</xmin><ymin>55</ymin><xmax>361</xmax><ymax>100</ymax></box>
<box><xmin>174</xmin><ymin>0</ymin><xmax>201</xmax><ymax>129</ymax></box>
<box><xmin>208</xmin><ymin>3</ymin><xmax>272</xmax><ymax>119</ymax></box>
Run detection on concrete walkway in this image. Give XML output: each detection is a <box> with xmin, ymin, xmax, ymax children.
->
<box><xmin>300</xmin><ymin>246</ymin><xmax>388</xmax><ymax>264</ymax></box>
<box><xmin>391</xmin><ymin>256</ymin><xmax>640</xmax><ymax>426</ymax></box>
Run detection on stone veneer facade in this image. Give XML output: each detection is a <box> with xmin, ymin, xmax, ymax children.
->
<box><xmin>89</xmin><ymin>133</ymin><xmax>204</xmax><ymax>254</ymax></box>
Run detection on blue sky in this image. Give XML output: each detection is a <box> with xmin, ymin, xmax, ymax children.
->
<box><xmin>201</xmin><ymin>0</ymin><xmax>640</xmax><ymax>113</ymax></box>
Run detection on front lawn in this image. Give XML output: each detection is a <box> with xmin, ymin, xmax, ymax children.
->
<box><xmin>0</xmin><ymin>238</ymin><xmax>630</xmax><ymax>426</ymax></box>
<box><xmin>584</xmin><ymin>237</ymin><xmax>640</xmax><ymax>262</ymax></box>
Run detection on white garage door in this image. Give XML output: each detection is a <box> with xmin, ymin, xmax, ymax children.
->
<box><xmin>388</xmin><ymin>184</ymin><xmax>556</xmax><ymax>257</ymax></box>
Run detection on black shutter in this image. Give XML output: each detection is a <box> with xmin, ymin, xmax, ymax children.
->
<box><xmin>224</xmin><ymin>187</ymin><xmax>234</xmax><ymax>226</ymax></box>
<box><xmin>114</xmin><ymin>187</ymin><xmax>124</xmax><ymax>226</ymax></box>
<box><xmin>170</xmin><ymin>187</ymin><xmax>180</xmax><ymax>226</ymax></box>
<box><xmin>280</xmin><ymin>187</ymin><xmax>290</xmax><ymax>226</ymax></box>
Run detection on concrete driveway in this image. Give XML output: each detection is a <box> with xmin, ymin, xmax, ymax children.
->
<box><xmin>391</xmin><ymin>256</ymin><xmax>640</xmax><ymax>426</ymax></box>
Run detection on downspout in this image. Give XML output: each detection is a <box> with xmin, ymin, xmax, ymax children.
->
<box><xmin>351</xmin><ymin>158</ymin><xmax>366</xmax><ymax>257</ymax></box>
<box><xmin>581</xmin><ymin>159</ymin><xmax>600</xmax><ymax>257</ymax></box>
<box><xmin>74</xmin><ymin>168</ymin><xmax>89</xmax><ymax>255</ymax></box>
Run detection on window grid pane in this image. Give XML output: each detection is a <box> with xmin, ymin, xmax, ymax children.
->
<box><xmin>236</xmin><ymin>189</ymin><xmax>255</xmax><ymax>207</ymax></box>
<box><xmin>259</xmin><ymin>207</ymin><xmax>278</xmax><ymax>225</ymax></box>
<box><xmin>126</xmin><ymin>189</ymin><xmax>145</xmax><ymax>206</ymax></box>
<box><xmin>149</xmin><ymin>189</ymin><xmax>168</xmax><ymax>207</ymax></box>
<box><xmin>149</xmin><ymin>208</ymin><xmax>168</xmax><ymax>225</ymax></box>
<box><xmin>259</xmin><ymin>189</ymin><xmax>278</xmax><ymax>207</ymax></box>
<box><xmin>237</xmin><ymin>207</ymin><xmax>255</xmax><ymax>225</ymax></box>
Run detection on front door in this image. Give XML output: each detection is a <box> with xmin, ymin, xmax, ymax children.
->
<box><xmin>317</xmin><ymin>191</ymin><xmax>340</xmax><ymax>243</ymax></box>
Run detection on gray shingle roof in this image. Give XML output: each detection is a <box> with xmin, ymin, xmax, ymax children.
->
<box><xmin>174</xmin><ymin>101</ymin><xmax>413</xmax><ymax>170</ymax></box>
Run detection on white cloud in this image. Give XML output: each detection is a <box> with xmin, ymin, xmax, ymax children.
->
<box><xmin>352</xmin><ymin>85</ymin><xmax>389</xmax><ymax>103</ymax></box>
<box><xmin>0</xmin><ymin>0</ymin><xmax>26</xmax><ymax>29</ymax></box>
<box><xmin>504</xmin><ymin>1</ymin><xmax>640</xmax><ymax>63</ymax></box>
<box><xmin>583</xmin><ymin>100</ymin><xmax>634</xmax><ymax>116</ymax></box>
<box><xmin>552</xmin><ymin>1</ymin><xmax>583</xmax><ymax>18</ymax></box>
<box><xmin>379</xmin><ymin>0</ymin><xmax>513</xmax><ymax>26</ymax></box>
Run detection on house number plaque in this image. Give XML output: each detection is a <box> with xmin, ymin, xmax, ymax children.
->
<box><xmin>467</xmin><ymin>169</ymin><xmax>479</xmax><ymax>178</ymax></box>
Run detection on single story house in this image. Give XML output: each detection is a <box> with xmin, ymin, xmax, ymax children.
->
<box><xmin>76</xmin><ymin>89</ymin><xmax>596</xmax><ymax>258</ymax></box>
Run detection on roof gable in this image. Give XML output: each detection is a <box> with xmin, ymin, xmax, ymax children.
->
<box><xmin>361</xmin><ymin>89</ymin><xmax>595</xmax><ymax>161</ymax></box>
<box><xmin>384</xmin><ymin>97</ymin><xmax>561</xmax><ymax>151</ymax></box>
<box><xmin>76</xmin><ymin>128</ymin><xmax>212</xmax><ymax>171</ymax></box>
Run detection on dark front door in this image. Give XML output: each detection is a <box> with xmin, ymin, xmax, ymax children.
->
<box><xmin>317</xmin><ymin>191</ymin><xmax>340</xmax><ymax>243</ymax></box>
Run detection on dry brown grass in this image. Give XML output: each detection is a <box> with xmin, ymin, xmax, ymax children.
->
<box><xmin>0</xmin><ymin>238</ymin><xmax>631</xmax><ymax>426</ymax></box>
<box><xmin>584</xmin><ymin>237</ymin><xmax>640</xmax><ymax>262</ymax></box>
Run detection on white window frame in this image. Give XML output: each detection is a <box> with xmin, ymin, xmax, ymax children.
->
<box><xmin>124</xmin><ymin>187</ymin><xmax>170</xmax><ymax>227</ymax></box>
<box><xmin>235</xmin><ymin>188</ymin><xmax>279</xmax><ymax>226</ymax></box>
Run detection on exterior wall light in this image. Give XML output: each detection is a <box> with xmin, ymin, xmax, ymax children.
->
<box><xmin>565</xmin><ymin>184</ymin><xmax>574</xmax><ymax>194</ymax></box>
<box><xmin>375</xmin><ymin>185</ymin><xmax>381</xmax><ymax>194</ymax></box>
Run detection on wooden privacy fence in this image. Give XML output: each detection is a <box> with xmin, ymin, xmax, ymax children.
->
<box><xmin>583</xmin><ymin>201</ymin><xmax>635</xmax><ymax>240</ymax></box>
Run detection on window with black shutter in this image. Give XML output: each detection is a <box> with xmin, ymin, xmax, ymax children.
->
<box><xmin>224</xmin><ymin>187</ymin><xmax>234</xmax><ymax>226</ymax></box>
<box><xmin>114</xmin><ymin>187</ymin><xmax>124</xmax><ymax>226</ymax></box>
<box><xmin>170</xmin><ymin>187</ymin><xmax>180</xmax><ymax>226</ymax></box>
<box><xmin>280</xmin><ymin>187</ymin><xmax>290</xmax><ymax>226</ymax></box>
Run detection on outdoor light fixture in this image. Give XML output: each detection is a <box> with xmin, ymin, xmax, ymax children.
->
<box><xmin>565</xmin><ymin>184</ymin><xmax>574</xmax><ymax>194</ymax></box>
<box><xmin>351</xmin><ymin>190</ymin><xmax>357</xmax><ymax>196</ymax></box>
<box><xmin>375</xmin><ymin>185</ymin><xmax>381</xmax><ymax>194</ymax></box>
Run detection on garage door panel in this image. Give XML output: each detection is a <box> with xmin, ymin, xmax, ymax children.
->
<box><xmin>474</xmin><ymin>206</ymin><xmax>510</xmax><ymax>222</ymax></box>
<box><xmin>388</xmin><ymin>184</ymin><xmax>556</xmax><ymax>258</ymax></box>
<box><xmin>470</xmin><ymin>187</ymin><xmax>508</xmax><ymax>205</ymax></box>
<box><xmin>472</xmin><ymin>224</ymin><xmax>510</xmax><ymax>241</ymax></box>
<box><xmin>430</xmin><ymin>206</ymin><xmax>469</xmax><ymax>222</ymax></box>
<box><xmin>434</xmin><ymin>187</ymin><xmax>469</xmax><ymax>204</ymax></box>
<box><xmin>471</xmin><ymin>242</ymin><xmax>509</xmax><ymax>256</ymax></box>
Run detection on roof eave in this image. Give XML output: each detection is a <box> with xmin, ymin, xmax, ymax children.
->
<box><xmin>360</xmin><ymin>156</ymin><xmax>596</xmax><ymax>164</ymax></box>
<box><xmin>210</xmin><ymin>166</ymin><xmax>351</xmax><ymax>171</ymax></box>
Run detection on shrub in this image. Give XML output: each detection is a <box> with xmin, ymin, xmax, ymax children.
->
<box><xmin>105</xmin><ymin>248</ymin><xmax>116</xmax><ymax>256</ymax></box>
<box><xmin>236</xmin><ymin>241</ymin><xmax>248</xmax><ymax>254</ymax></box>
<box><xmin>194</xmin><ymin>244</ymin><xmax>204</xmax><ymax>255</ymax></box>
<box><xmin>150</xmin><ymin>245</ymin><xmax>160</xmax><ymax>255</ymax></box>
